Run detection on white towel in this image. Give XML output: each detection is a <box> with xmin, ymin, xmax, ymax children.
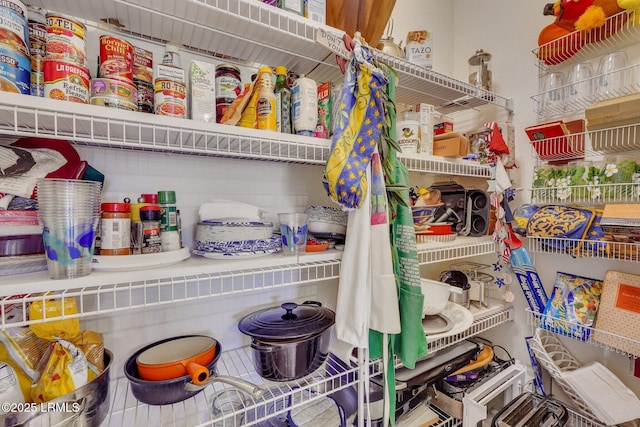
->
<box><xmin>561</xmin><ymin>362</ymin><xmax>640</xmax><ymax>425</ymax></box>
<box><xmin>198</xmin><ymin>200</ymin><xmax>266</xmax><ymax>222</ymax></box>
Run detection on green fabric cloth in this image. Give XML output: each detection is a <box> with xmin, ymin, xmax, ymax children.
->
<box><xmin>369</xmin><ymin>71</ymin><xmax>427</xmax><ymax>426</ymax></box>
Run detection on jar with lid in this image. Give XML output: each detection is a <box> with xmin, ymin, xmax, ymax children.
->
<box><xmin>100</xmin><ymin>202</ymin><xmax>131</xmax><ymax>256</ymax></box>
<box><xmin>215</xmin><ymin>64</ymin><xmax>242</xmax><ymax>123</ymax></box>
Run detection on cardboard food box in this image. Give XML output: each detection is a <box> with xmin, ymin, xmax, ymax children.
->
<box><xmin>433</xmin><ymin>132</ymin><xmax>469</xmax><ymax>157</ymax></box>
<box><xmin>592</xmin><ymin>271</ymin><xmax>640</xmax><ymax>356</ymax></box>
<box><xmin>416</xmin><ymin>103</ymin><xmax>435</xmax><ymax>155</ymax></box>
<box><xmin>586</xmin><ymin>93</ymin><xmax>640</xmax><ymax>151</ymax></box>
<box><xmin>525</xmin><ymin>119</ymin><xmax>584</xmax><ymax>161</ymax></box>
<box><xmin>405</xmin><ymin>30</ymin><xmax>433</xmax><ymax>69</ymax></box>
<box><xmin>189</xmin><ymin>60</ymin><xmax>216</xmax><ymax>123</ymax></box>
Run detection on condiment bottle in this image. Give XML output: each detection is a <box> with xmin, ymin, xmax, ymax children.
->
<box><xmin>140</xmin><ymin>205</ymin><xmax>162</xmax><ymax>254</ymax></box>
<box><xmin>100</xmin><ymin>202</ymin><xmax>131</xmax><ymax>256</ymax></box>
<box><xmin>158</xmin><ymin>190</ymin><xmax>180</xmax><ymax>252</ymax></box>
<box><xmin>292</xmin><ymin>74</ymin><xmax>318</xmax><ymax>136</ymax></box>
<box><xmin>256</xmin><ymin>67</ymin><xmax>276</xmax><ymax>131</ymax></box>
<box><xmin>275</xmin><ymin>66</ymin><xmax>292</xmax><ymax>133</ymax></box>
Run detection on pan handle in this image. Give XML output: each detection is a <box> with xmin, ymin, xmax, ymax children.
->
<box><xmin>184</xmin><ymin>373</ymin><xmax>263</xmax><ymax>399</ymax></box>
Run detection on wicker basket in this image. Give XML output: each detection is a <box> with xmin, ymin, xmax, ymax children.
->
<box><xmin>529</xmin><ymin>328</ymin><xmax>603</xmax><ymax>424</ymax></box>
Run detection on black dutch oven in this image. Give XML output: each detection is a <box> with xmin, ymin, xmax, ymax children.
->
<box><xmin>238</xmin><ymin>301</ymin><xmax>335</xmax><ymax>382</ymax></box>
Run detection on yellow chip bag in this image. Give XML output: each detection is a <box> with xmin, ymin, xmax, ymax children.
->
<box><xmin>31</xmin><ymin>340</ymin><xmax>88</xmax><ymax>403</ymax></box>
<box><xmin>0</xmin><ymin>342</ymin><xmax>32</xmax><ymax>404</ymax></box>
<box><xmin>70</xmin><ymin>330</ymin><xmax>105</xmax><ymax>372</ymax></box>
<box><xmin>29</xmin><ymin>296</ymin><xmax>80</xmax><ymax>341</ymax></box>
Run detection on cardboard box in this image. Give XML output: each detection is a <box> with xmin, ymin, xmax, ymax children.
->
<box><xmin>189</xmin><ymin>60</ymin><xmax>216</xmax><ymax>123</ymax></box>
<box><xmin>592</xmin><ymin>271</ymin><xmax>640</xmax><ymax>356</ymax></box>
<box><xmin>586</xmin><ymin>93</ymin><xmax>640</xmax><ymax>151</ymax></box>
<box><xmin>433</xmin><ymin>132</ymin><xmax>468</xmax><ymax>157</ymax></box>
<box><xmin>306</xmin><ymin>0</ymin><xmax>326</xmax><ymax>24</ymax></box>
<box><xmin>416</xmin><ymin>103</ymin><xmax>435</xmax><ymax>155</ymax></box>
<box><xmin>601</xmin><ymin>204</ymin><xmax>640</xmax><ymax>231</ymax></box>
<box><xmin>525</xmin><ymin>119</ymin><xmax>584</xmax><ymax>160</ymax></box>
<box><xmin>434</xmin><ymin>121</ymin><xmax>454</xmax><ymax>135</ymax></box>
<box><xmin>405</xmin><ymin>30</ymin><xmax>433</xmax><ymax>69</ymax></box>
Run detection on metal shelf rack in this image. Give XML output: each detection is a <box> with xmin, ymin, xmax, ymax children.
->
<box><xmin>527</xmin><ymin>309</ymin><xmax>640</xmax><ymax>358</ymax></box>
<box><xmin>530</xmin><ymin>182</ymin><xmax>640</xmax><ymax>205</ymax></box>
<box><xmin>527</xmin><ymin>236</ymin><xmax>640</xmax><ymax>263</ymax></box>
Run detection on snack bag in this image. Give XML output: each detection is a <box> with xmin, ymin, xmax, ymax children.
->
<box><xmin>0</xmin><ymin>342</ymin><xmax>33</xmax><ymax>405</ymax></box>
<box><xmin>31</xmin><ymin>340</ymin><xmax>89</xmax><ymax>403</ymax></box>
<box><xmin>29</xmin><ymin>296</ymin><xmax>81</xmax><ymax>341</ymax></box>
<box><xmin>540</xmin><ymin>272</ymin><xmax>603</xmax><ymax>341</ymax></box>
<box><xmin>70</xmin><ymin>330</ymin><xmax>105</xmax><ymax>371</ymax></box>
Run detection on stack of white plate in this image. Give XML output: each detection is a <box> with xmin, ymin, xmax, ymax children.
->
<box><xmin>193</xmin><ymin>220</ymin><xmax>281</xmax><ymax>259</ymax></box>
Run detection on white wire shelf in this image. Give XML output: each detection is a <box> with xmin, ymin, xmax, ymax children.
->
<box><xmin>23</xmin><ymin>0</ymin><xmax>511</xmax><ymax>116</ymax></box>
<box><xmin>417</xmin><ymin>237</ymin><xmax>496</xmax><ymax>265</ymax></box>
<box><xmin>532</xmin><ymin>63</ymin><xmax>640</xmax><ymax>120</ymax></box>
<box><xmin>533</xmin><ymin>9</ymin><xmax>640</xmax><ymax>70</ymax></box>
<box><xmin>529</xmin><ymin>123</ymin><xmax>640</xmax><ymax>163</ymax></box>
<box><xmin>0</xmin><ymin>92</ymin><xmax>491</xmax><ymax>176</ymax></box>
<box><xmin>528</xmin><ymin>236</ymin><xmax>640</xmax><ymax>262</ymax></box>
<box><xmin>527</xmin><ymin>309</ymin><xmax>640</xmax><ymax>358</ymax></box>
<box><xmin>531</xmin><ymin>182</ymin><xmax>640</xmax><ymax>204</ymax></box>
<box><xmin>99</xmin><ymin>349</ymin><xmax>359</xmax><ymax>427</ymax></box>
<box><xmin>0</xmin><ymin>237</ymin><xmax>495</xmax><ymax>329</ymax></box>
<box><xmin>400</xmin><ymin>154</ymin><xmax>492</xmax><ymax>178</ymax></box>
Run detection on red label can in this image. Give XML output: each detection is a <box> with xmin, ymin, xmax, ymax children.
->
<box><xmin>43</xmin><ymin>59</ymin><xmax>90</xmax><ymax>103</ymax></box>
<box><xmin>99</xmin><ymin>35</ymin><xmax>134</xmax><ymax>84</ymax></box>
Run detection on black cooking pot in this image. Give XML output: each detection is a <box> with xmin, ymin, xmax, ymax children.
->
<box><xmin>124</xmin><ymin>335</ymin><xmax>262</xmax><ymax>405</ymax></box>
<box><xmin>238</xmin><ymin>301</ymin><xmax>335</xmax><ymax>382</ymax></box>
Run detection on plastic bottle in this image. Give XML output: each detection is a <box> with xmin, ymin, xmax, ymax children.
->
<box><xmin>100</xmin><ymin>202</ymin><xmax>131</xmax><ymax>256</ymax></box>
<box><xmin>140</xmin><ymin>205</ymin><xmax>162</xmax><ymax>254</ymax></box>
<box><xmin>158</xmin><ymin>191</ymin><xmax>181</xmax><ymax>252</ymax></box>
<box><xmin>256</xmin><ymin>67</ymin><xmax>277</xmax><ymax>131</ymax></box>
<box><xmin>292</xmin><ymin>74</ymin><xmax>318</xmax><ymax>136</ymax></box>
<box><xmin>275</xmin><ymin>66</ymin><xmax>292</xmax><ymax>133</ymax></box>
<box><xmin>162</xmin><ymin>42</ymin><xmax>182</xmax><ymax>68</ymax></box>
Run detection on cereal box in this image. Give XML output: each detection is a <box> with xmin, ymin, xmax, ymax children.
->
<box><xmin>406</xmin><ymin>30</ymin><xmax>433</xmax><ymax>69</ymax></box>
<box><xmin>316</xmin><ymin>81</ymin><xmax>331</xmax><ymax>138</ymax></box>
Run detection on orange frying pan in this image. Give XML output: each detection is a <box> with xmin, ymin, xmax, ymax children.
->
<box><xmin>136</xmin><ymin>335</ymin><xmax>217</xmax><ymax>385</ymax></box>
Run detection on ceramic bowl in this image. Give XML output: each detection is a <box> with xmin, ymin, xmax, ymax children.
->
<box><xmin>306</xmin><ymin>206</ymin><xmax>348</xmax><ymax>237</ymax></box>
<box><xmin>420</xmin><ymin>278</ymin><xmax>463</xmax><ymax>316</ymax></box>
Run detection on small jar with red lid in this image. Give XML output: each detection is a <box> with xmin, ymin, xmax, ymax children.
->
<box><xmin>100</xmin><ymin>202</ymin><xmax>131</xmax><ymax>255</ymax></box>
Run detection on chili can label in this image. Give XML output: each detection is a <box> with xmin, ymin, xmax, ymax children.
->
<box><xmin>99</xmin><ymin>35</ymin><xmax>133</xmax><ymax>83</ymax></box>
<box><xmin>154</xmin><ymin>78</ymin><xmax>187</xmax><ymax>118</ymax></box>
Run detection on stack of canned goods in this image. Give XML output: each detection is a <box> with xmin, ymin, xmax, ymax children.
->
<box><xmin>91</xmin><ymin>35</ymin><xmax>138</xmax><ymax>111</ymax></box>
<box><xmin>43</xmin><ymin>12</ymin><xmax>90</xmax><ymax>103</ymax></box>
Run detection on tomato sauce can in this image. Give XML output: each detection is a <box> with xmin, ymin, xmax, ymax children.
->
<box><xmin>154</xmin><ymin>78</ymin><xmax>187</xmax><ymax>118</ymax></box>
<box><xmin>43</xmin><ymin>59</ymin><xmax>90</xmax><ymax>103</ymax></box>
<box><xmin>45</xmin><ymin>13</ymin><xmax>86</xmax><ymax>67</ymax></box>
<box><xmin>27</xmin><ymin>6</ymin><xmax>46</xmax><ymax>96</ymax></box>
<box><xmin>0</xmin><ymin>0</ymin><xmax>30</xmax><ymax>95</ymax></box>
<box><xmin>99</xmin><ymin>35</ymin><xmax>134</xmax><ymax>84</ymax></box>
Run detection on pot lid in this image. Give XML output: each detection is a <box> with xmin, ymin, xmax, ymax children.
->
<box><xmin>238</xmin><ymin>302</ymin><xmax>335</xmax><ymax>340</ymax></box>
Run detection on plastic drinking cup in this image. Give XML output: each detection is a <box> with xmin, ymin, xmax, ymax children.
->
<box><xmin>278</xmin><ymin>213</ymin><xmax>308</xmax><ymax>255</ymax></box>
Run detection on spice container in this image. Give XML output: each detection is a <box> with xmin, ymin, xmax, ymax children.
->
<box><xmin>100</xmin><ymin>202</ymin><xmax>131</xmax><ymax>256</ymax></box>
<box><xmin>140</xmin><ymin>205</ymin><xmax>162</xmax><ymax>254</ymax></box>
<box><xmin>158</xmin><ymin>191</ymin><xmax>180</xmax><ymax>252</ymax></box>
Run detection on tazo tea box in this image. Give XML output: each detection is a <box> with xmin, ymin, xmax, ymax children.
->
<box><xmin>316</xmin><ymin>81</ymin><xmax>331</xmax><ymax>138</ymax></box>
<box><xmin>133</xmin><ymin>46</ymin><xmax>153</xmax><ymax>113</ymax></box>
<box><xmin>406</xmin><ymin>30</ymin><xmax>433</xmax><ymax>69</ymax></box>
<box><xmin>189</xmin><ymin>60</ymin><xmax>216</xmax><ymax>123</ymax></box>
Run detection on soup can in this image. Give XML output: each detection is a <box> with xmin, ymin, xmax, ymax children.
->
<box><xmin>98</xmin><ymin>35</ymin><xmax>134</xmax><ymax>83</ymax></box>
<box><xmin>45</xmin><ymin>13</ymin><xmax>86</xmax><ymax>67</ymax></box>
<box><xmin>90</xmin><ymin>78</ymin><xmax>137</xmax><ymax>102</ymax></box>
<box><xmin>43</xmin><ymin>59</ymin><xmax>90</xmax><ymax>103</ymax></box>
<box><xmin>28</xmin><ymin>6</ymin><xmax>47</xmax><ymax>96</ymax></box>
<box><xmin>133</xmin><ymin>46</ymin><xmax>153</xmax><ymax>113</ymax></box>
<box><xmin>0</xmin><ymin>0</ymin><xmax>30</xmax><ymax>95</ymax></box>
<box><xmin>90</xmin><ymin>96</ymin><xmax>137</xmax><ymax>111</ymax></box>
<box><xmin>154</xmin><ymin>78</ymin><xmax>187</xmax><ymax>118</ymax></box>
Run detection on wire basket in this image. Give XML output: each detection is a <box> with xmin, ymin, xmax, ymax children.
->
<box><xmin>528</xmin><ymin>328</ymin><xmax>602</xmax><ymax>424</ymax></box>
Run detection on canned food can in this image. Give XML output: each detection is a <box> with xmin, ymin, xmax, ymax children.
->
<box><xmin>90</xmin><ymin>78</ymin><xmax>137</xmax><ymax>104</ymax></box>
<box><xmin>99</xmin><ymin>35</ymin><xmax>134</xmax><ymax>83</ymax></box>
<box><xmin>133</xmin><ymin>46</ymin><xmax>153</xmax><ymax>113</ymax></box>
<box><xmin>43</xmin><ymin>59</ymin><xmax>89</xmax><ymax>103</ymax></box>
<box><xmin>0</xmin><ymin>0</ymin><xmax>29</xmax><ymax>58</ymax></box>
<box><xmin>154</xmin><ymin>78</ymin><xmax>187</xmax><ymax>118</ymax></box>
<box><xmin>28</xmin><ymin>6</ymin><xmax>46</xmax><ymax>96</ymax></box>
<box><xmin>90</xmin><ymin>96</ymin><xmax>137</xmax><ymax>111</ymax></box>
<box><xmin>45</xmin><ymin>13</ymin><xmax>86</xmax><ymax>67</ymax></box>
<box><xmin>0</xmin><ymin>45</ymin><xmax>30</xmax><ymax>94</ymax></box>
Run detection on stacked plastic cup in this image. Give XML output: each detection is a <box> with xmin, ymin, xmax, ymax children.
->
<box><xmin>36</xmin><ymin>179</ymin><xmax>102</xmax><ymax>279</ymax></box>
